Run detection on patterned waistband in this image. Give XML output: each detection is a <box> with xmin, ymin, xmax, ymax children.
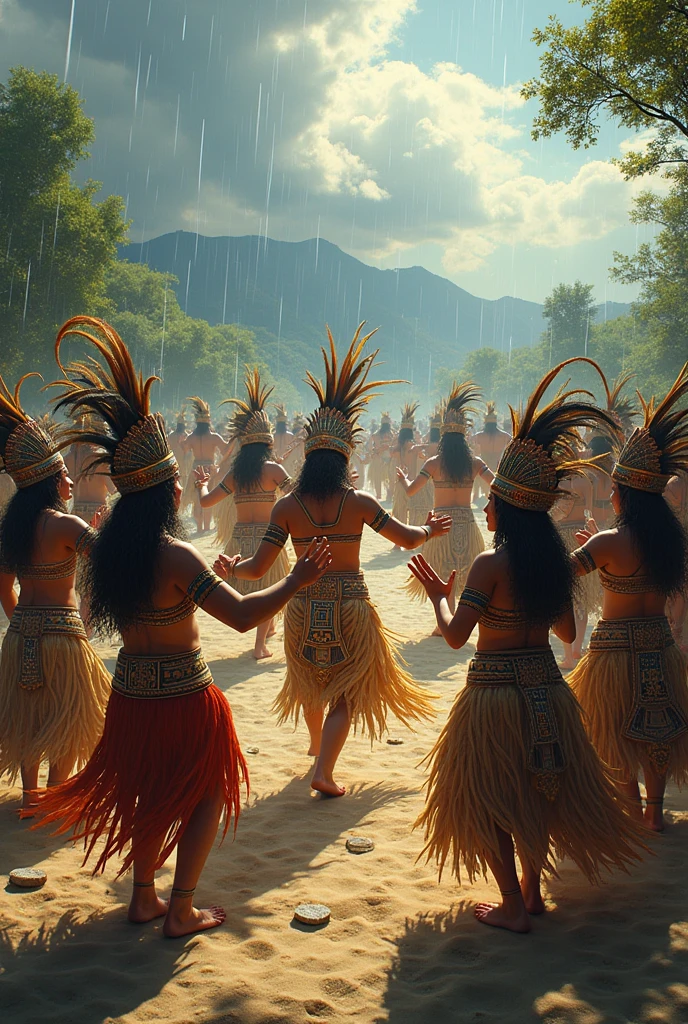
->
<box><xmin>8</xmin><ymin>606</ymin><xmax>87</xmax><ymax>691</ymax></box>
<box><xmin>588</xmin><ymin>616</ymin><xmax>674</xmax><ymax>653</ymax></box>
<box><xmin>293</xmin><ymin>571</ymin><xmax>369</xmax><ymax>602</ymax></box>
<box><xmin>112</xmin><ymin>648</ymin><xmax>213</xmax><ymax>699</ymax></box>
<box><xmin>9</xmin><ymin>605</ymin><xmax>86</xmax><ymax>639</ymax></box>
<box><xmin>434</xmin><ymin>505</ymin><xmax>475</xmax><ymax>519</ymax></box>
<box><xmin>232</xmin><ymin>522</ymin><xmax>270</xmax><ymax>536</ymax></box>
<box><xmin>467</xmin><ymin>647</ymin><xmax>563</xmax><ymax>687</ymax></box>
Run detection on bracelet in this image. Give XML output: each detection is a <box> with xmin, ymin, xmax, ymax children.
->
<box><xmin>194</xmin><ymin>480</ymin><xmax>206</xmax><ymax>490</ymax></box>
<box><xmin>422</xmin><ymin>525</ymin><xmax>431</xmax><ymax>540</ymax></box>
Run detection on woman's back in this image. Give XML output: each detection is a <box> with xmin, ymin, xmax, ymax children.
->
<box><xmin>230</xmin><ymin>461</ymin><xmax>286</xmax><ymax>524</ymax></box>
<box><xmin>425</xmin><ymin>454</ymin><xmax>482</xmax><ymax>507</ymax></box>
<box><xmin>588</xmin><ymin>526</ymin><xmax>667</xmax><ymax>619</ymax></box>
<box><xmin>472</xmin><ymin>548</ymin><xmax>554</xmax><ymax>652</ymax></box>
<box><xmin>13</xmin><ymin>510</ymin><xmax>82</xmax><ymax>609</ymax></box>
<box><xmin>280</xmin><ymin>488</ymin><xmax>371</xmax><ymax>573</ymax></box>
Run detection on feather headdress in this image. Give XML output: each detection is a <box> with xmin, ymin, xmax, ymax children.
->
<box><xmin>51</xmin><ymin>316</ymin><xmax>177</xmax><ymax>495</ymax></box>
<box><xmin>484</xmin><ymin>401</ymin><xmax>498</xmax><ymax>424</ymax></box>
<box><xmin>612</xmin><ymin>362</ymin><xmax>688</xmax><ymax>494</ymax></box>
<box><xmin>400</xmin><ymin>401</ymin><xmax>419</xmax><ymax>429</ymax></box>
<box><xmin>441</xmin><ymin>381</ymin><xmax>482</xmax><ymax>436</ymax></box>
<box><xmin>223</xmin><ymin>368</ymin><xmax>274</xmax><ymax>447</ymax></box>
<box><xmin>304</xmin><ymin>323</ymin><xmax>402</xmax><ymax>459</ymax></box>
<box><xmin>188</xmin><ymin>396</ymin><xmax>211</xmax><ymax>424</ymax></box>
<box><xmin>491</xmin><ymin>358</ymin><xmax>621</xmax><ymax>512</ymax></box>
<box><xmin>0</xmin><ymin>373</ymin><xmax>65</xmax><ymax>487</ymax></box>
<box><xmin>273</xmin><ymin>402</ymin><xmax>288</xmax><ymax>424</ymax></box>
<box><xmin>599</xmin><ymin>371</ymin><xmax>639</xmax><ymax>437</ymax></box>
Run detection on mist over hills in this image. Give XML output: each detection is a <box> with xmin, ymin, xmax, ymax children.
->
<box><xmin>120</xmin><ymin>232</ymin><xmax>630</xmax><ymax>385</ymax></box>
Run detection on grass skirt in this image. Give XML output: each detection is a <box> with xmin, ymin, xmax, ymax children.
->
<box><xmin>367</xmin><ymin>455</ymin><xmax>384</xmax><ymax>496</ymax></box>
<box><xmin>214</xmin><ymin>493</ymin><xmax>237</xmax><ymax>548</ymax></box>
<box><xmin>224</xmin><ymin>522</ymin><xmax>291</xmax><ymax>596</ymax></box>
<box><xmin>406</xmin><ymin>506</ymin><xmax>484</xmax><ymax>603</ymax></box>
<box><xmin>568</xmin><ymin>617</ymin><xmax>688</xmax><ymax>783</ymax></box>
<box><xmin>276</xmin><ymin>584</ymin><xmax>436</xmax><ymax>739</ymax></box>
<box><xmin>408</xmin><ymin>481</ymin><xmax>434</xmax><ymax>526</ymax></box>
<box><xmin>559</xmin><ymin>522</ymin><xmax>602</xmax><ymax>615</ymax></box>
<box><xmin>392</xmin><ymin>479</ymin><xmax>409</xmax><ymax>523</ymax></box>
<box><xmin>416</xmin><ymin>647</ymin><xmax>645</xmax><ymax>884</ymax></box>
<box><xmin>36</xmin><ymin>673</ymin><xmax>248</xmax><ymax>877</ymax></box>
<box><xmin>0</xmin><ymin>610</ymin><xmax>110</xmax><ymax>782</ymax></box>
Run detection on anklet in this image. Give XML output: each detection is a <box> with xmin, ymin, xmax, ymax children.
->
<box><xmin>132</xmin><ymin>880</ymin><xmax>155</xmax><ymax>888</ymax></box>
<box><xmin>645</xmin><ymin>798</ymin><xmax>664</xmax><ymax>805</ymax></box>
<box><xmin>171</xmin><ymin>887</ymin><xmax>196</xmax><ymax>898</ymax></box>
<box><xmin>499</xmin><ymin>887</ymin><xmax>522</xmax><ymax>897</ymax></box>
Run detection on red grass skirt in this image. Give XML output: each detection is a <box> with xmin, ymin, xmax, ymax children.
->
<box><xmin>36</xmin><ymin>683</ymin><xmax>248</xmax><ymax>876</ymax></box>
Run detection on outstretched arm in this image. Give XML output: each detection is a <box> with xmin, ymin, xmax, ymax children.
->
<box><xmin>0</xmin><ymin>571</ymin><xmax>17</xmax><ymax>618</ymax></box>
<box><xmin>359</xmin><ymin>492</ymin><xmax>451</xmax><ymax>549</ymax></box>
<box><xmin>196</xmin><ymin>466</ymin><xmax>232</xmax><ymax>509</ymax></box>
<box><xmin>225</xmin><ymin>497</ymin><xmax>291</xmax><ymax>580</ymax></box>
<box><xmin>397</xmin><ymin>460</ymin><xmax>432</xmax><ymax>497</ymax></box>
<box><xmin>173</xmin><ymin>538</ymin><xmax>331</xmax><ymax>632</ymax></box>
<box><xmin>408</xmin><ymin>551</ymin><xmax>493</xmax><ymax>649</ymax></box>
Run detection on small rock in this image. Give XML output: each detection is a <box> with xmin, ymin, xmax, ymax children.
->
<box><xmin>346</xmin><ymin>836</ymin><xmax>374</xmax><ymax>854</ymax></box>
<box><xmin>10</xmin><ymin>868</ymin><xmax>47</xmax><ymax>888</ymax></box>
<box><xmin>293</xmin><ymin>903</ymin><xmax>331</xmax><ymax>926</ymax></box>
<box><xmin>245</xmin><ymin>746</ymin><xmax>260</xmax><ymax>755</ymax></box>
<box><xmin>386</xmin><ymin>737</ymin><xmax>404</xmax><ymax>745</ymax></box>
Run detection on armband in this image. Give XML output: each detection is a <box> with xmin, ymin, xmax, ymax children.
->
<box><xmin>75</xmin><ymin>527</ymin><xmax>97</xmax><ymax>559</ymax></box>
<box><xmin>187</xmin><ymin>569</ymin><xmax>224</xmax><ymax>607</ymax></box>
<box><xmin>263</xmin><ymin>523</ymin><xmax>288</xmax><ymax>548</ymax></box>
<box><xmin>278</xmin><ymin>475</ymin><xmax>292</xmax><ymax>491</ymax></box>
<box><xmin>571</xmin><ymin>547</ymin><xmax>597</xmax><ymax>575</ymax></box>
<box><xmin>219</xmin><ymin>480</ymin><xmax>232</xmax><ymax>496</ymax></box>
<box><xmin>458</xmin><ymin>587</ymin><xmax>490</xmax><ymax>614</ymax></box>
<box><xmin>369</xmin><ymin>508</ymin><xmax>390</xmax><ymax>533</ymax></box>
<box><xmin>419</xmin><ymin>468</ymin><xmax>431</xmax><ymax>479</ymax></box>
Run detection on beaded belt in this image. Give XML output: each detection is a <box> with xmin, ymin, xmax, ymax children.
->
<box><xmin>112</xmin><ymin>647</ymin><xmax>213</xmax><ymax>699</ymax></box>
<box><xmin>293</xmin><ymin>572</ymin><xmax>369</xmax><ymax>670</ymax></box>
<box><xmin>8</xmin><ymin>606</ymin><xmax>87</xmax><ymax>691</ymax></box>
<box><xmin>467</xmin><ymin>647</ymin><xmax>566</xmax><ymax>798</ymax></box>
<box><xmin>231</xmin><ymin>522</ymin><xmax>270</xmax><ymax>556</ymax></box>
<box><xmin>434</xmin><ymin>505</ymin><xmax>475</xmax><ymax>520</ymax></box>
<box><xmin>589</xmin><ymin>617</ymin><xmax>686</xmax><ymax>770</ymax></box>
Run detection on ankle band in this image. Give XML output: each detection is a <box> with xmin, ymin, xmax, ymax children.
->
<box><xmin>133</xmin><ymin>880</ymin><xmax>155</xmax><ymax>888</ymax></box>
<box><xmin>499</xmin><ymin>886</ymin><xmax>522</xmax><ymax>897</ymax></box>
<box><xmin>171</xmin><ymin>887</ymin><xmax>196</xmax><ymax>898</ymax></box>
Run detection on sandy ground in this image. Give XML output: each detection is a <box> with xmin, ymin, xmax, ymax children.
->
<box><xmin>2</xmin><ymin>517</ymin><xmax>688</xmax><ymax>1024</ymax></box>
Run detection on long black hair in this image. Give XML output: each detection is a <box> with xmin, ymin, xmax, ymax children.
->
<box><xmin>295</xmin><ymin>449</ymin><xmax>352</xmax><ymax>500</ymax></box>
<box><xmin>83</xmin><ymin>478</ymin><xmax>186</xmax><ymax>636</ymax></box>
<box><xmin>193</xmin><ymin>421</ymin><xmax>210</xmax><ymax>435</ymax></box>
<box><xmin>397</xmin><ymin>427</ymin><xmax>414</xmax><ymax>452</ymax></box>
<box><xmin>429</xmin><ymin>426</ymin><xmax>440</xmax><ymax>443</ymax></box>
<box><xmin>493</xmin><ymin>495</ymin><xmax>575</xmax><ymax>625</ymax></box>
<box><xmin>615</xmin><ymin>484</ymin><xmax>687</xmax><ymax>597</ymax></box>
<box><xmin>0</xmin><ymin>472</ymin><xmax>66</xmax><ymax>572</ymax></box>
<box><xmin>232</xmin><ymin>441</ymin><xmax>272</xmax><ymax>492</ymax></box>
<box><xmin>437</xmin><ymin>432</ymin><xmax>473</xmax><ymax>483</ymax></box>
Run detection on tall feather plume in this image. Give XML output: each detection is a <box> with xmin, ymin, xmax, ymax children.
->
<box><xmin>222</xmin><ymin>367</ymin><xmax>274</xmax><ymax>439</ymax></box>
<box><xmin>187</xmin><ymin>395</ymin><xmax>211</xmax><ymax>422</ymax></box>
<box><xmin>444</xmin><ymin>381</ymin><xmax>482</xmax><ymax>421</ymax></box>
<box><xmin>0</xmin><ymin>373</ymin><xmax>39</xmax><ymax>461</ymax></box>
<box><xmin>400</xmin><ymin>401</ymin><xmax>419</xmax><ymax>425</ymax></box>
<box><xmin>599</xmin><ymin>370</ymin><xmax>639</xmax><ymax>436</ymax></box>
<box><xmin>304</xmin><ymin>322</ymin><xmax>403</xmax><ymax>441</ymax></box>
<box><xmin>273</xmin><ymin>402</ymin><xmax>288</xmax><ymax>421</ymax></box>
<box><xmin>507</xmin><ymin>357</ymin><xmax>622</xmax><ymax>483</ymax></box>
<box><xmin>637</xmin><ymin>362</ymin><xmax>688</xmax><ymax>477</ymax></box>
<box><xmin>51</xmin><ymin>316</ymin><xmax>160</xmax><ymax>474</ymax></box>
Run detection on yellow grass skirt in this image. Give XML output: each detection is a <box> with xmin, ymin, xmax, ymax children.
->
<box><xmin>225</xmin><ymin>522</ymin><xmax>291</xmax><ymax>596</ymax></box>
<box><xmin>275</xmin><ymin>573</ymin><xmax>436</xmax><ymax>739</ymax></box>
<box><xmin>367</xmin><ymin>455</ymin><xmax>384</xmax><ymax>496</ymax></box>
<box><xmin>559</xmin><ymin>522</ymin><xmax>602</xmax><ymax>615</ymax></box>
<box><xmin>408</xmin><ymin>481</ymin><xmax>435</xmax><ymax>526</ymax></box>
<box><xmin>416</xmin><ymin>647</ymin><xmax>645</xmax><ymax>884</ymax></box>
<box><xmin>214</xmin><ymin>493</ymin><xmax>237</xmax><ymax>548</ymax></box>
<box><xmin>0</xmin><ymin>607</ymin><xmax>110</xmax><ymax>782</ymax></box>
<box><xmin>568</xmin><ymin>616</ymin><xmax>688</xmax><ymax>783</ymax></box>
<box><xmin>392</xmin><ymin>479</ymin><xmax>409</xmax><ymax>523</ymax></box>
<box><xmin>406</xmin><ymin>506</ymin><xmax>484</xmax><ymax>603</ymax></box>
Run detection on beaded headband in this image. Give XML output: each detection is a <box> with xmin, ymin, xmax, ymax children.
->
<box><xmin>0</xmin><ymin>375</ymin><xmax>66</xmax><ymax>489</ymax></box>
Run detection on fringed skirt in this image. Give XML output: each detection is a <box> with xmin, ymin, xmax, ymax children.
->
<box><xmin>416</xmin><ymin>647</ymin><xmax>646</xmax><ymax>884</ymax></box>
<box><xmin>367</xmin><ymin>455</ymin><xmax>384</xmax><ymax>497</ymax></box>
<box><xmin>392</xmin><ymin>479</ymin><xmax>409</xmax><ymax>524</ymax></box>
<box><xmin>559</xmin><ymin>522</ymin><xmax>602</xmax><ymax>615</ymax></box>
<box><xmin>408</xmin><ymin>481</ymin><xmax>435</xmax><ymax>527</ymax></box>
<box><xmin>224</xmin><ymin>522</ymin><xmax>291</xmax><ymax>596</ymax></box>
<box><xmin>568</xmin><ymin>616</ymin><xmax>688</xmax><ymax>783</ymax></box>
<box><xmin>35</xmin><ymin>648</ymin><xmax>248</xmax><ymax>877</ymax></box>
<box><xmin>406</xmin><ymin>506</ymin><xmax>484</xmax><ymax>603</ymax></box>
<box><xmin>182</xmin><ymin>459</ymin><xmax>207</xmax><ymax>517</ymax></box>
<box><xmin>214</xmin><ymin>493</ymin><xmax>237</xmax><ymax>548</ymax></box>
<box><xmin>0</xmin><ymin>607</ymin><xmax>110</xmax><ymax>782</ymax></box>
<box><xmin>275</xmin><ymin>572</ymin><xmax>436</xmax><ymax>739</ymax></box>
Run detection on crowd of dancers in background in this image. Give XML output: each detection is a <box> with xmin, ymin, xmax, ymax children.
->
<box><xmin>0</xmin><ymin>314</ymin><xmax>687</xmax><ymax>937</ymax></box>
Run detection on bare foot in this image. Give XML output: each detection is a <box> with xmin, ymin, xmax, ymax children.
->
<box><xmin>311</xmin><ymin>777</ymin><xmax>346</xmax><ymax>798</ymax></box>
<box><xmin>431</xmin><ymin>627</ymin><xmax>442</xmax><ymax>637</ymax></box>
<box><xmin>307</xmin><ymin>744</ymin><xmax>321</xmax><ymax>757</ymax></box>
<box><xmin>474</xmin><ymin>902</ymin><xmax>531</xmax><ymax>933</ymax></box>
<box><xmin>266</xmin><ymin>625</ymin><xmax>277</xmax><ymax>638</ymax></box>
<box><xmin>520</xmin><ymin>883</ymin><xmax>545</xmax><ymax>915</ymax></box>
<box><xmin>163</xmin><ymin>904</ymin><xmax>226</xmax><ymax>938</ymax></box>
<box><xmin>253</xmin><ymin>645</ymin><xmax>273</xmax><ymax>661</ymax></box>
<box><xmin>128</xmin><ymin>894</ymin><xmax>169</xmax><ymax>923</ymax></box>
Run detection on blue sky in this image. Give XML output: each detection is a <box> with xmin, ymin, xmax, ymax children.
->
<box><xmin>0</xmin><ymin>0</ymin><xmax>658</xmax><ymax>305</ymax></box>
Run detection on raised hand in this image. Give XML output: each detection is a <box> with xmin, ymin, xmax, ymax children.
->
<box><xmin>408</xmin><ymin>553</ymin><xmax>455</xmax><ymax>602</ymax></box>
<box><xmin>194</xmin><ymin>465</ymin><xmax>211</xmax><ymax>487</ymax></box>
<box><xmin>425</xmin><ymin>509</ymin><xmax>452</xmax><ymax>537</ymax></box>
<box><xmin>212</xmin><ymin>553</ymin><xmax>242</xmax><ymax>580</ymax></box>
<box><xmin>290</xmin><ymin>537</ymin><xmax>332</xmax><ymax>588</ymax></box>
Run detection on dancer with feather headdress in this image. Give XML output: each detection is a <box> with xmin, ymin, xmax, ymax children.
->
<box><xmin>214</xmin><ymin>323</ymin><xmax>449</xmax><ymax>796</ymax></box>
<box><xmin>195</xmin><ymin>369</ymin><xmax>292</xmax><ymax>660</ymax></box>
<box><xmin>470</xmin><ymin>401</ymin><xmax>511</xmax><ymax>502</ymax></box>
<box><xmin>568</xmin><ymin>363</ymin><xmax>688</xmax><ymax>832</ymax></box>
<box><xmin>390</xmin><ymin>402</ymin><xmax>424</xmax><ymax>526</ymax></box>
<box><xmin>35</xmin><ymin>316</ymin><xmax>331</xmax><ymax>936</ymax></box>
<box><xmin>402</xmin><ymin>383</ymin><xmax>490</xmax><ymax>626</ymax></box>
<box><xmin>181</xmin><ymin>396</ymin><xmax>229</xmax><ymax>534</ymax></box>
<box><xmin>0</xmin><ymin>373</ymin><xmax>110</xmax><ymax>817</ymax></box>
<box><xmin>409</xmin><ymin>358</ymin><xmax>647</xmax><ymax>933</ymax></box>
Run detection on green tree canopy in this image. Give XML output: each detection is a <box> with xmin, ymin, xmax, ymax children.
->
<box><xmin>542</xmin><ymin>281</ymin><xmax>597</xmax><ymax>361</ymax></box>
<box><xmin>523</xmin><ymin>0</ymin><xmax>688</xmax><ymax>179</ymax></box>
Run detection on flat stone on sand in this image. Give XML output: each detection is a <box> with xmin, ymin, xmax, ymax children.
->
<box><xmin>10</xmin><ymin>868</ymin><xmax>47</xmax><ymax>888</ymax></box>
<box><xmin>346</xmin><ymin>836</ymin><xmax>375</xmax><ymax>854</ymax></box>
<box><xmin>386</xmin><ymin>737</ymin><xmax>404</xmax><ymax>745</ymax></box>
<box><xmin>245</xmin><ymin>746</ymin><xmax>260</xmax><ymax>754</ymax></box>
<box><xmin>293</xmin><ymin>903</ymin><xmax>331</xmax><ymax>926</ymax></box>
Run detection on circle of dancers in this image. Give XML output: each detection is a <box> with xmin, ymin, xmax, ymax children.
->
<box><xmin>0</xmin><ymin>314</ymin><xmax>687</xmax><ymax>937</ymax></box>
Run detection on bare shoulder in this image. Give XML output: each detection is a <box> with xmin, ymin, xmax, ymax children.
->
<box><xmin>162</xmin><ymin>538</ymin><xmax>207</xmax><ymax>572</ymax></box>
<box><xmin>471</xmin><ymin>455</ymin><xmax>488</xmax><ymax>476</ymax></box>
<box><xmin>353</xmin><ymin>489</ymin><xmax>382</xmax><ymax>512</ymax></box>
<box><xmin>47</xmin><ymin>511</ymin><xmax>92</xmax><ymax>543</ymax></box>
<box><xmin>465</xmin><ymin>549</ymin><xmax>499</xmax><ymax>588</ymax></box>
<box><xmin>585</xmin><ymin>527</ymin><xmax>619</xmax><ymax>559</ymax></box>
